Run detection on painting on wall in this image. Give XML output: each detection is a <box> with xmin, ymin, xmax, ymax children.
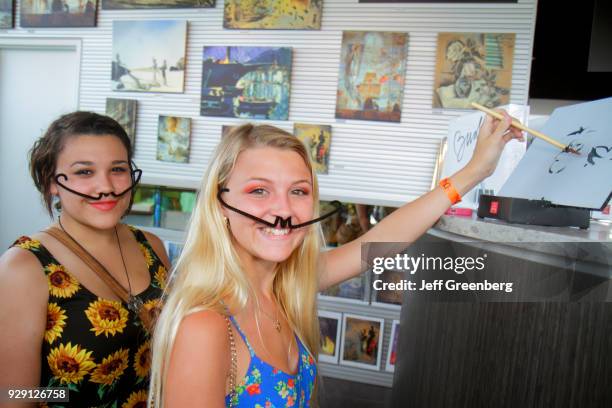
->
<box><xmin>106</xmin><ymin>98</ymin><xmax>137</xmax><ymax>148</ymax></box>
<box><xmin>372</xmin><ymin>269</ymin><xmax>404</xmax><ymax>306</ymax></box>
<box><xmin>321</xmin><ymin>274</ymin><xmax>368</xmax><ymax>303</ymax></box>
<box><xmin>200</xmin><ymin>46</ymin><xmax>292</xmax><ymax>120</ymax></box>
<box><xmin>103</xmin><ymin>0</ymin><xmax>214</xmax><ymax>9</ymax></box>
<box><xmin>20</xmin><ymin>0</ymin><xmax>98</xmax><ymax>27</ymax></box>
<box><xmin>112</xmin><ymin>20</ymin><xmax>187</xmax><ymax>93</ymax></box>
<box><xmin>223</xmin><ymin>0</ymin><xmax>322</xmax><ymax>30</ymax></box>
<box><xmin>385</xmin><ymin>320</ymin><xmax>400</xmax><ymax>373</ymax></box>
<box><xmin>294</xmin><ymin>123</ymin><xmax>332</xmax><ymax>174</ymax></box>
<box><xmin>318</xmin><ymin>310</ymin><xmax>342</xmax><ymax>364</ymax></box>
<box><xmin>157</xmin><ymin>115</ymin><xmax>191</xmax><ymax>163</ymax></box>
<box><xmin>0</xmin><ymin>0</ymin><xmax>14</xmax><ymax>28</ymax></box>
<box><xmin>335</xmin><ymin>31</ymin><xmax>408</xmax><ymax>123</ymax></box>
<box><xmin>340</xmin><ymin>314</ymin><xmax>384</xmax><ymax>370</ymax></box>
<box><xmin>434</xmin><ymin>32</ymin><xmax>515</xmax><ymax>109</ymax></box>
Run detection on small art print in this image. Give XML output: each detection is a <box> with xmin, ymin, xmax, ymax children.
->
<box><xmin>359</xmin><ymin>0</ymin><xmax>516</xmax><ymax>3</ymax></box>
<box><xmin>294</xmin><ymin>124</ymin><xmax>332</xmax><ymax>174</ymax></box>
<box><xmin>112</xmin><ymin>20</ymin><xmax>187</xmax><ymax>93</ymax></box>
<box><xmin>385</xmin><ymin>320</ymin><xmax>400</xmax><ymax>373</ymax></box>
<box><xmin>336</xmin><ymin>31</ymin><xmax>408</xmax><ymax>123</ymax></box>
<box><xmin>20</xmin><ymin>0</ymin><xmax>97</xmax><ymax>27</ymax></box>
<box><xmin>340</xmin><ymin>314</ymin><xmax>384</xmax><ymax>370</ymax></box>
<box><xmin>157</xmin><ymin>115</ymin><xmax>191</xmax><ymax>163</ymax></box>
<box><xmin>318</xmin><ymin>311</ymin><xmax>341</xmax><ymax>364</ymax></box>
<box><xmin>102</xmin><ymin>0</ymin><xmax>214</xmax><ymax>9</ymax></box>
<box><xmin>201</xmin><ymin>46</ymin><xmax>292</xmax><ymax>120</ymax></box>
<box><xmin>224</xmin><ymin>0</ymin><xmax>322</xmax><ymax>30</ymax></box>
<box><xmin>0</xmin><ymin>0</ymin><xmax>14</xmax><ymax>28</ymax></box>
<box><xmin>434</xmin><ymin>32</ymin><xmax>515</xmax><ymax>109</ymax></box>
<box><xmin>106</xmin><ymin>98</ymin><xmax>137</xmax><ymax>148</ymax></box>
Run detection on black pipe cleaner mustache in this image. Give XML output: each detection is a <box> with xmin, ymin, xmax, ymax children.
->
<box><xmin>54</xmin><ymin>168</ymin><xmax>142</xmax><ymax>201</ymax></box>
<box><xmin>217</xmin><ymin>188</ymin><xmax>342</xmax><ymax>229</ymax></box>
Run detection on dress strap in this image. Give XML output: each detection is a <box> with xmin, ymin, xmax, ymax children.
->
<box><xmin>228</xmin><ymin>315</ymin><xmax>255</xmax><ymax>356</ymax></box>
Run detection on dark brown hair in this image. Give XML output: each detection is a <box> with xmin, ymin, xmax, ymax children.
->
<box><xmin>29</xmin><ymin>111</ymin><xmax>133</xmax><ymax>216</ymax></box>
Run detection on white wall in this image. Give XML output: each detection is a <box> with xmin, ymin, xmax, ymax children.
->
<box><xmin>0</xmin><ymin>0</ymin><xmax>537</xmax><ymax>207</ymax></box>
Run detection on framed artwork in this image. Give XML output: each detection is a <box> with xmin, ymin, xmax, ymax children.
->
<box><xmin>112</xmin><ymin>20</ymin><xmax>187</xmax><ymax>93</ymax></box>
<box><xmin>20</xmin><ymin>0</ymin><xmax>98</xmax><ymax>27</ymax></box>
<box><xmin>335</xmin><ymin>31</ymin><xmax>408</xmax><ymax>123</ymax></box>
<box><xmin>340</xmin><ymin>314</ymin><xmax>384</xmax><ymax>371</ymax></box>
<box><xmin>157</xmin><ymin>115</ymin><xmax>191</xmax><ymax>163</ymax></box>
<box><xmin>318</xmin><ymin>310</ymin><xmax>342</xmax><ymax>364</ymax></box>
<box><xmin>294</xmin><ymin>124</ymin><xmax>332</xmax><ymax>174</ymax></box>
<box><xmin>164</xmin><ymin>240</ymin><xmax>184</xmax><ymax>266</ymax></box>
<box><xmin>201</xmin><ymin>46</ymin><xmax>292</xmax><ymax>120</ymax></box>
<box><xmin>0</xmin><ymin>0</ymin><xmax>14</xmax><ymax>28</ymax></box>
<box><xmin>372</xmin><ymin>269</ymin><xmax>404</xmax><ymax>306</ymax></box>
<box><xmin>102</xmin><ymin>0</ymin><xmax>214</xmax><ymax>9</ymax></box>
<box><xmin>433</xmin><ymin>32</ymin><xmax>515</xmax><ymax>109</ymax></box>
<box><xmin>223</xmin><ymin>0</ymin><xmax>322</xmax><ymax>30</ymax></box>
<box><xmin>320</xmin><ymin>274</ymin><xmax>368</xmax><ymax>303</ymax></box>
<box><xmin>385</xmin><ymin>320</ymin><xmax>400</xmax><ymax>372</ymax></box>
<box><xmin>106</xmin><ymin>98</ymin><xmax>137</xmax><ymax>148</ymax></box>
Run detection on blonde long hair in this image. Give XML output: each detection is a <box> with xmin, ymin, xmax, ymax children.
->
<box><xmin>149</xmin><ymin>124</ymin><xmax>322</xmax><ymax>407</ymax></box>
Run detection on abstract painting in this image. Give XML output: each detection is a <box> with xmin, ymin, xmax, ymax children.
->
<box><xmin>385</xmin><ymin>320</ymin><xmax>399</xmax><ymax>373</ymax></box>
<box><xmin>201</xmin><ymin>46</ymin><xmax>292</xmax><ymax>120</ymax></box>
<box><xmin>336</xmin><ymin>31</ymin><xmax>408</xmax><ymax>123</ymax></box>
<box><xmin>434</xmin><ymin>32</ymin><xmax>515</xmax><ymax>109</ymax></box>
<box><xmin>294</xmin><ymin>123</ymin><xmax>331</xmax><ymax>174</ymax></box>
<box><xmin>112</xmin><ymin>20</ymin><xmax>187</xmax><ymax>93</ymax></box>
<box><xmin>103</xmin><ymin>0</ymin><xmax>214</xmax><ymax>9</ymax></box>
<box><xmin>318</xmin><ymin>310</ymin><xmax>342</xmax><ymax>364</ymax></box>
<box><xmin>0</xmin><ymin>0</ymin><xmax>14</xmax><ymax>28</ymax></box>
<box><xmin>224</xmin><ymin>0</ymin><xmax>322</xmax><ymax>30</ymax></box>
<box><xmin>321</xmin><ymin>274</ymin><xmax>368</xmax><ymax>302</ymax></box>
<box><xmin>157</xmin><ymin>115</ymin><xmax>191</xmax><ymax>163</ymax></box>
<box><xmin>20</xmin><ymin>0</ymin><xmax>97</xmax><ymax>27</ymax></box>
<box><xmin>106</xmin><ymin>98</ymin><xmax>137</xmax><ymax>148</ymax></box>
<box><xmin>340</xmin><ymin>314</ymin><xmax>384</xmax><ymax>370</ymax></box>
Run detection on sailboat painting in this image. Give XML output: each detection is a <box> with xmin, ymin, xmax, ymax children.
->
<box><xmin>200</xmin><ymin>46</ymin><xmax>293</xmax><ymax>120</ymax></box>
<box><xmin>335</xmin><ymin>31</ymin><xmax>408</xmax><ymax>123</ymax></box>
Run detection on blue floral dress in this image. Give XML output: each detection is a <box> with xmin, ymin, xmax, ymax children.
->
<box><xmin>225</xmin><ymin>316</ymin><xmax>317</xmax><ymax>408</ymax></box>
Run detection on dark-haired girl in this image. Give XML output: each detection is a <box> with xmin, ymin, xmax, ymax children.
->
<box><xmin>0</xmin><ymin>112</ymin><xmax>170</xmax><ymax>407</ymax></box>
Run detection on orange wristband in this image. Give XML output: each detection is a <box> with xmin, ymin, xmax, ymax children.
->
<box><xmin>439</xmin><ymin>177</ymin><xmax>462</xmax><ymax>204</ymax></box>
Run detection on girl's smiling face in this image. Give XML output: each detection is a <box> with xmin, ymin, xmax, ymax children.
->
<box><xmin>221</xmin><ymin>146</ymin><xmax>314</xmax><ymax>266</ymax></box>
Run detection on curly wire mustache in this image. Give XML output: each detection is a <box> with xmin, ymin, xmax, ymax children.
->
<box><xmin>217</xmin><ymin>188</ymin><xmax>342</xmax><ymax>229</ymax></box>
<box><xmin>54</xmin><ymin>168</ymin><xmax>142</xmax><ymax>201</ymax></box>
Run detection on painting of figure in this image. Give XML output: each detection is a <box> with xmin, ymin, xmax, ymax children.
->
<box><xmin>20</xmin><ymin>0</ymin><xmax>97</xmax><ymax>27</ymax></box>
<box><xmin>434</xmin><ymin>32</ymin><xmax>515</xmax><ymax>109</ymax></box>
<box><xmin>336</xmin><ymin>31</ymin><xmax>407</xmax><ymax>123</ymax></box>
<box><xmin>318</xmin><ymin>311</ymin><xmax>341</xmax><ymax>364</ymax></box>
<box><xmin>385</xmin><ymin>320</ymin><xmax>400</xmax><ymax>373</ymax></box>
<box><xmin>224</xmin><ymin>0</ymin><xmax>322</xmax><ymax>30</ymax></box>
<box><xmin>112</xmin><ymin>20</ymin><xmax>187</xmax><ymax>93</ymax></box>
<box><xmin>340</xmin><ymin>314</ymin><xmax>384</xmax><ymax>370</ymax></box>
<box><xmin>0</xmin><ymin>0</ymin><xmax>14</xmax><ymax>28</ymax></box>
<box><xmin>294</xmin><ymin>123</ymin><xmax>331</xmax><ymax>174</ymax></box>
<box><xmin>106</xmin><ymin>98</ymin><xmax>137</xmax><ymax>148</ymax></box>
<box><xmin>157</xmin><ymin>115</ymin><xmax>191</xmax><ymax>163</ymax></box>
<box><xmin>200</xmin><ymin>46</ymin><xmax>292</xmax><ymax>120</ymax></box>
<box><xmin>103</xmin><ymin>0</ymin><xmax>213</xmax><ymax>9</ymax></box>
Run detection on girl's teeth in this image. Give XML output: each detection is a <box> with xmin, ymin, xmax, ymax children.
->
<box><xmin>264</xmin><ymin>228</ymin><xmax>289</xmax><ymax>236</ymax></box>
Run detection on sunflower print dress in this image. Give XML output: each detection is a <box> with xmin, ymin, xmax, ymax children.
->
<box><xmin>12</xmin><ymin>226</ymin><xmax>167</xmax><ymax>408</ymax></box>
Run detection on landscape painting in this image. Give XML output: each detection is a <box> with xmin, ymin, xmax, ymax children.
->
<box><xmin>112</xmin><ymin>20</ymin><xmax>187</xmax><ymax>93</ymax></box>
<box><xmin>103</xmin><ymin>0</ymin><xmax>214</xmax><ymax>9</ymax></box>
<box><xmin>0</xmin><ymin>0</ymin><xmax>14</xmax><ymax>28</ymax></box>
<box><xmin>434</xmin><ymin>32</ymin><xmax>515</xmax><ymax>109</ymax></box>
<box><xmin>336</xmin><ymin>31</ymin><xmax>408</xmax><ymax>123</ymax></box>
<box><xmin>20</xmin><ymin>0</ymin><xmax>97</xmax><ymax>27</ymax></box>
<box><xmin>200</xmin><ymin>46</ymin><xmax>292</xmax><ymax>120</ymax></box>
<box><xmin>294</xmin><ymin>123</ymin><xmax>331</xmax><ymax>174</ymax></box>
<box><xmin>224</xmin><ymin>0</ymin><xmax>322</xmax><ymax>30</ymax></box>
<box><xmin>106</xmin><ymin>98</ymin><xmax>137</xmax><ymax>148</ymax></box>
<box><xmin>157</xmin><ymin>115</ymin><xmax>191</xmax><ymax>163</ymax></box>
